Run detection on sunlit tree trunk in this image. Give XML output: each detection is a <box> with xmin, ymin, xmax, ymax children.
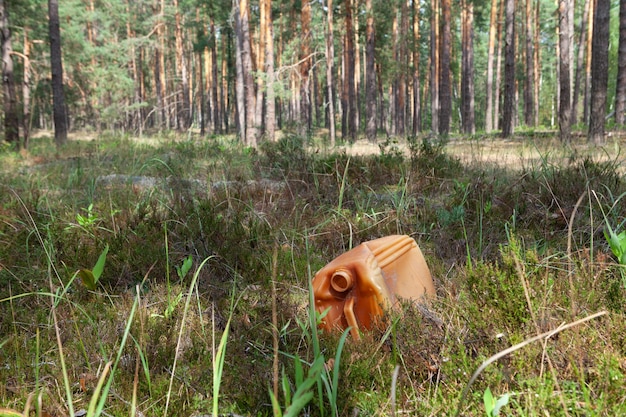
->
<box><xmin>572</xmin><ymin>0</ymin><xmax>590</xmax><ymax>125</ymax></box>
<box><xmin>439</xmin><ymin>0</ymin><xmax>451</xmax><ymax>136</ymax></box>
<box><xmin>524</xmin><ymin>0</ymin><xmax>534</xmax><ymax>126</ymax></box>
<box><xmin>1</xmin><ymin>0</ymin><xmax>18</xmax><ymax>147</ymax></box>
<box><xmin>589</xmin><ymin>0</ymin><xmax>609</xmax><ymax>144</ymax></box>
<box><xmin>256</xmin><ymin>0</ymin><xmax>267</xmax><ymax>136</ymax></box>
<box><xmin>558</xmin><ymin>0</ymin><xmax>572</xmax><ymax>142</ymax></box>
<box><xmin>584</xmin><ymin>0</ymin><xmax>594</xmax><ymax>125</ymax></box>
<box><xmin>300</xmin><ymin>0</ymin><xmax>312</xmax><ymax>135</ymax></box>
<box><xmin>485</xmin><ymin>0</ymin><xmax>498</xmax><ymax>132</ymax></box>
<box><xmin>344</xmin><ymin>0</ymin><xmax>356</xmax><ymax>141</ymax></box>
<box><xmin>233</xmin><ymin>0</ymin><xmax>245</xmax><ymax>139</ymax></box>
<box><xmin>461</xmin><ymin>0</ymin><xmax>475</xmax><ymax>134</ymax></box>
<box><xmin>153</xmin><ymin>0</ymin><xmax>165</xmax><ymax>129</ymax></box>
<box><xmin>534</xmin><ymin>0</ymin><xmax>540</xmax><ymax>125</ymax></box>
<box><xmin>615</xmin><ymin>0</ymin><xmax>626</xmax><ymax>127</ymax></box>
<box><xmin>325</xmin><ymin>0</ymin><xmax>336</xmax><ymax>146</ymax></box>
<box><xmin>502</xmin><ymin>0</ymin><xmax>515</xmax><ymax>137</ymax></box>
<box><xmin>210</xmin><ymin>18</ymin><xmax>220</xmax><ymax>134</ymax></box>
<box><xmin>234</xmin><ymin>0</ymin><xmax>257</xmax><ymax>146</ymax></box>
<box><xmin>263</xmin><ymin>0</ymin><xmax>276</xmax><ymax>141</ymax></box>
<box><xmin>412</xmin><ymin>0</ymin><xmax>421</xmax><ymax>134</ymax></box>
<box><xmin>221</xmin><ymin>34</ymin><xmax>229</xmax><ymax>132</ymax></box>
<box><xmin>173</xmin><ymin>0</ymin><xmax>190</xmax><ymax>130</ymax></box>
<box><xmin>494</xmin><ymin>0</ymin><xmax>504</xmax><ymax>130</ymax></box>
<box><xmin>365</xmin><ymin>0</ymin><xmax>376</xmax><ymax>141</ymax></box>
<box><xmin>22</xmin><ymin>28</ymin><xmax>31</xmax><ymax>148</ymax></box>
<box><xmin>390</xmin><ymin>11</ymin><xmax>398</xmax><ymax>135</ymax></box>
<box><xmin>49</xmin><ymin>0</ymin><xmax>67</xmax><ymax>146</ymax></box>
<box><xmin>430</xmin><ymin>0</ymin><xmax>439</xmax><ymax>133</ymax></box>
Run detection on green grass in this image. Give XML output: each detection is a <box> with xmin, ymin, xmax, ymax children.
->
<box><xmin>1</xmin><ymin>132</ymin><xmax>626</xmax><ymax>416</ymax></box>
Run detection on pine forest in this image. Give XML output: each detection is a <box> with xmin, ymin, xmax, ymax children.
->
<box><xmin>1</xmin><ymin>0</ymin><xmax>626</xmax><ymax>147</ymax></box>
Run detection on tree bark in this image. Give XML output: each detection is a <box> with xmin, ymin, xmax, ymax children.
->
<box><xmin>173</xmin><ymin>0</ymin><xmax>190</xmax><ymax>130</ymax></box>
<box><xmin>263</xmin><ymin>0</ymin><xmax>276</xmax><ymax>141</ymax></box>
<box><xmin>430</xmin><ymin>0</ymin><xmax>439</xmax><ymax>133</ymax></box>
<box><xmin>438</xmin><ymin>0</ymin><xmax>451</xmax><ymax>136</ymax></box>
<box><xmin>0</xmin><ymin>0</ymin><xmax>18</xmax><ymax>147</ymax></box>
<box><xmin>494</xmin><ymin>0</ymin><xmax>504</xmax><ymax>130</ymax></box>
<box><xmin>501</xmin><ymin>0</ymin><xmax>515</xmax><ymax>137</ymax></box>
<box><xmin>300</xmin><ymin>0</ymin><xmax>312</xmax><ymax>136</ymax></box>
<box><xmin>584</xmin><ymin>0</ymin><xmax>594</xmax><ymax>125</ymax></box>
<box><xmin>344</xmin><ymin>0</ymin><xmax>356</xmax><ymax>141</ymax></box>
<box><xmin>615</xmin><ymin>0</ymin><xmax>626</xmax><ymax>126</ymax></box>
<box><xmin>325</xmin><ymin>0</ymin><xmax>336</xmax><ymax>146</ymax></box>
<box><xmin>524</xmin><ymin>0</ymin><xmax>534</xmax><ymax>126</ymax></box>
<box><xmin>572</xmin><ymin>0</ymin><xmax>591</xmax><ymax>125</ymax></box>
<box><xmin>365</xmin><ymin>0</ymin><xmax>376</xmax><ymax>141</ymax></box>
<box><xmin>240</xmin><ymin>0</ymin><xmax>257</xmax><ymax>146</ymax></box>
<box><xmin>461</xmin><ymin>0</ymin><xmax>475</xmax><ymax>134</ymax></box>
<box><xmin>558</xmin><ymin>0</ymin><xmax>572</xmax><ymax>142</ymax></box>
<box><xmin>485</xmin><ymin>0</ymin><xmax>498</xmax><ymax>132</ymax></box>
<box><xmin>233</xmin><ymin>0</ymin><xmax>246</xmax><ymax>141</ymax></box>
<box><xmin>48</xmin><ymin>0</ymin><xmax>68</xmax><ymax>146</ymax></box>
<box><xmin>22</xmin><ymin>29</ymin><xmax>31</xmax><ymax>148</ymax></box>
<box><xmin>412</xmin><ymin>0</ymin><xmax>421</xmax><ymax>134</ymax></box>
<box><xmin>589</xmin><ymin>0</ymin><xmax>610</xmax><ymax>144</ymax></box>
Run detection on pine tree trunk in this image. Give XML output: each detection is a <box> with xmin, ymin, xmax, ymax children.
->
<box><xmin>412</xmin><ymin>0</ymin><xmax>421</xmax><ymax>134</ymax></box>
<box><xmin>221</xmin><ymin>34</ymin><xmax>229</xmax><ymax>132</ymax></box>
<box><xmin>485</xmin><ymin>0</ymin><xmax>498</xmax><ymax>132</ymax></box>
<box><xmin>430</xmin><ymin>0</ymin><xmax>439</xmax><ymax>134</ymax></box>
<box><xmin>233</xmin><ymin>0</ymin><xmax>246</xmax><ymax>141</ymax></box>
<box><xmin>1</xmin><ymin>0</ymin><xmax>18</xmax><ymax>147</ymax></box>
<box><xmin>391</xmin><ymin>11</ymin><xmax>398</xmax><ymax>135</ymax></box>
<box><xmin>439</xmin><ymin>0</ymin><xmax>451</xmax><ymax>136</ymax></box>
<box><xmin>558</xmin><ymin>0</ymin><xmax>572</xmax><ymax>142</ymax></box>
<box><xmin>501</xmin><ymin>0</ymin><xmax>515</xmax><ymax>137</ymax></box>
<box><xmin>210</xmin><ymin>18</ymin><xmax>220</xmax><ymax>133</ymax></box>
<box><xmin>461</xmin><ymin>0</ymin><xmax>475</xmax><ymax>134</ymax></box>
<box><xmin>589</xmin><ymin>0</ymin><xmax>610</xmax><ymax>144</ymax></box>
<box><xmin>22</xmin><ymin>28</ymin><xmax>31</xmax><ymax>148</ymax></box>
<box><xmin>533</xmin><ymin>0</ymin><xmax>540</xmax><ymax>125</ymax></box>
<box><xmin>524</xmin><ymin>0</ymin><xmax>534</xmax><ymax>126</ymax></box>
<box><xmin>300</xmin><ymin>0</ymin><xmax>312</xmax><ymax>136</ymax></box>
<box><xmin>325</xmin><ymin>0</ymin><xmax>336</xmax><ymax>146</ymax></box>
<box><xmin>365</xmin><ymin>0</ymin><xmax>376</xmax><ymax>141</ymax></box>
<box><xmin>615</xmin><ymin>0</ymin><xmax>626</xmax><ymax>126</ymax></box>
<box><xmin>242</xmin><ymin>0</ymin><xmax>257</xmax><ymax>146</ymax></box>
<box><xmin>344</xmin><ymin>0</ymin><xmax>357</xmax><ymax>141</ymax></box>
<box><xmin>584</xmin><ymin>0</ymin><xmax>594</xmax><ymax>125</ymax></box>
<box><xmin>572</xmin><ymin>0</ymin><xmax>590</xmax><ymax>125</ymax></box>
<box><xmin>494</xmin><ymin>0</ymin><xmax>504</xmax><ymax>130</ymax></box>
<box><xmin>48</xmin><ymin>0</ymin><xmax>67</xmax><ymax>146</ymax></box>
<box><xmin>264</xmin><ymin>0</ymin><xmax>276</xmax><ymax>141</ymax></box>
<box><xmin>173</xmin><ymin>0</ymin><xmax>190</xmax><ymax>130</ymax></box>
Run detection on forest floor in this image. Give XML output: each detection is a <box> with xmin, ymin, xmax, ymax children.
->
<box><xmin>2</xmin><ymin>130</ymin><xmax>626</xmax><ymax>416</ymax></box>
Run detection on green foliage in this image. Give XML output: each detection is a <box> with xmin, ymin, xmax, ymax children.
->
<box><xmin>483</xmin><ymin>387</ymin><xmax>510</xmax><ymax>417</ymax></box>
<box><xmin>269</xmin><ymin>356</ymin><xmax>325</xmax><ymax>417</ymax></box>
<box><xmin>3</xmin><ymin>134</ymin><xmax>626</xmax><ymax>416</ymax></box>
<box><xmin>78</xmin><ymin>244</ymin><xmax>109</xmax><ymax>290</ymax></box>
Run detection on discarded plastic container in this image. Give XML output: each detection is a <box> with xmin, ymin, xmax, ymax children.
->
<box><xmin>312</xmin><ymin>235</ymin><xmax>435</xmax><ymax>339</ymax></box>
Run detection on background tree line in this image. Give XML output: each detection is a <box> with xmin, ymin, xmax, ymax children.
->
<box><xmin>1</xmin><ymin>0</ymin><xmax>625</xmax><ymax>149</ymax></box>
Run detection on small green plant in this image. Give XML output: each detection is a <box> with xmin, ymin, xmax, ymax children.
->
<box><xmin>76</xmin><ymin>203</ymin><xmax>100</xmax><ymax>228</ymax></box>
<box><xmin>78</xmin><ymin>244</ymin><xmax>109</xmax><ymax>290</ymax></box>
<box><xmin>269</xmin><ymin>355</ymin><xmax>325</xmax><ymax>417</ymax></box>
<box><xmin>176</xmin><ymin>255</ymin><xmax>193</xmax><ymax>280</ymax></box>
<box><xmin>594</xmin><ymin>190</ymin><xmax>626</xmax><ymax>285</ymax></box>
<box><xmin>161</xmin><ymin>255</ymin><xmax>193</xmax><ymax>319</ymax></box>
<box><xmin>483</xmin><ymin>387</ymin><xmax>510</xmax><ymax>417</ymax></box>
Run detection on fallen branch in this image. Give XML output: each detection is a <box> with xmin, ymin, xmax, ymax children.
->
<box><xmin>454</xmin><ymin>310</ymin><xmax>608</xmax><ymax>417</ymax></box>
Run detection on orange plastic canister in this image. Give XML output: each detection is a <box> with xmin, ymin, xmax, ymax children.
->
<box><xmin>312</xmin><ymin>235</ymin><xmax>435</xmax><ymax>339</ymax></box>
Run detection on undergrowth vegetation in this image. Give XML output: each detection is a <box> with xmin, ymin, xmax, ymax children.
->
<box><xmin>1</xmin><ymin>133</ymin><xmax>626</xmax><ymax>416</ymax></box>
